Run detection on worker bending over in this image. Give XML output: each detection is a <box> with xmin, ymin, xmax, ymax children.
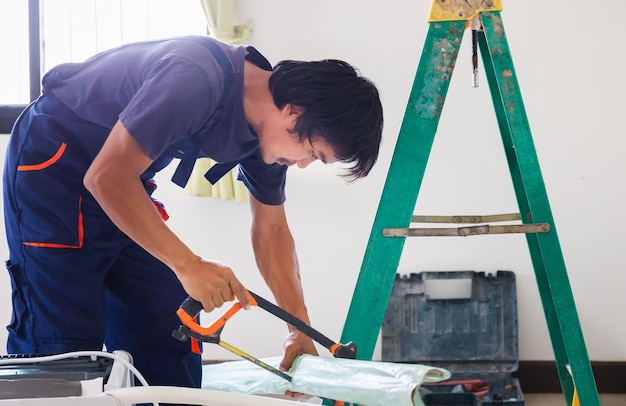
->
<box><xmin>3</xmin><ymin>36</ymin><xmax>383</xmax><ymax>390</ymax></box>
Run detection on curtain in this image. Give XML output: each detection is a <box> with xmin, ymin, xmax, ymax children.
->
<box><xmin>186</xmin><ymin>0</ymin><xmax>252</xmax><ymax>201</ymax></box>
<box><xmin>200</xmin><ymin>0</ymin><xmax>251</xmax><ymax>44</ymax></box>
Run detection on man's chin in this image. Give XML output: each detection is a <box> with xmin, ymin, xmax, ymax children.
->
<box><xmin>274</xmin><ymin>159</ymin><xmax>291</xmax><ymax>166</ymax></box>
<box><xmin>262</xmin><ymin>153</ymin><xmax>290</xmax><ymax>166</ymax></box>
<box><xmin>260</xmin><ymin>153</ymin><xmax>274</xmax><ymax>165</ymax></box>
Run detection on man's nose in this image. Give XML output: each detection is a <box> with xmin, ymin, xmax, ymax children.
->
<box><xmin>296</xmin><ymin>156</ymin><xmax>316</xmax><ymax>168</ymax></box>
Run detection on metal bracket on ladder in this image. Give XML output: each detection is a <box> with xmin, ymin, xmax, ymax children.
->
<box><xmin>330</xmin><ymin>2</ymin><xmax>601</xmax><ymax>406</ymax></box>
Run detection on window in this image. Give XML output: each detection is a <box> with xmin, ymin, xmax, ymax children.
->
<box><xmin>0</xmin><ymin>0</ymin><xmax>208</xmax><ymax>133</ymax></box>
<box><xmin>0</xmin><ymin>1</ymin><xmax>30</xmax><ymax>105</ymax></box>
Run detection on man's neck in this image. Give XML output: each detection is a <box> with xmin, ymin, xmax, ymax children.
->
<box><xmin>243</xmin><ymin>60</ymin><xmax>274</xmax><ymax>134</ymax></box>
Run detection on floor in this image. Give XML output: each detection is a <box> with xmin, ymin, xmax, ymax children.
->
<box><xmin>524</xmin><ymin>393</ymin><xmax>626</xmax><ymax>405</ymax></box>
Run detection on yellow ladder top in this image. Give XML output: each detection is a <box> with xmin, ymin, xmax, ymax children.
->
<box><xmin>428</xmin><ymin>0</ymin><xmax>503</xmax><ymax>22</ymax></box>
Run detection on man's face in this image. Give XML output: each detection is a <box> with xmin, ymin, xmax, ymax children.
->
<box><xmin>258</xmin><ymin>104</ymin><xmax>338</xmax><ymax>168</ymax></box>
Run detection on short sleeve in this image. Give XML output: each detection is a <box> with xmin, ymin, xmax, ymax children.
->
<box><xmin>119</xmin><ymin>56</ymin><xmax>222</xmax><ymax>160</ymax></box>
<box><xmin>237</xmin><ymin>153</ymin><xmax>288</xmax><ymax>205</ymax></box>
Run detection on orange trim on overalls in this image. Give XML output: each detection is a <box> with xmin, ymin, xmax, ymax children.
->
<box><xmin>17</xmin><ymin>142</ymin><xmax>67</xmax><ymax>171</ymax></box>
<box><xmin>22</xmin><ymin>196</ymin><xmax>84</xmax><ymax>249</ymax></box>
<box><xmin>191</xmin><ymin>337</ymin><xmax>202</xmax><ymax>354</ymax></box>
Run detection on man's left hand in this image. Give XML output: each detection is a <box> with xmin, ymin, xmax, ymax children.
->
<box><xmin>280</xmin><ymin>329</ymin><xmax>318</xmax><ymax>398</ymax></box>
<box><xmin>280</xmin><ymin>329</ymin><xmax>319</xmax><ymax>372</ymax></box>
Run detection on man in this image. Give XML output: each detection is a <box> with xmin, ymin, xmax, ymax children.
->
<box><xmin>3</xmin><ymin>36</ymin><xmax>383</xmax><ymax>389</ymax></box>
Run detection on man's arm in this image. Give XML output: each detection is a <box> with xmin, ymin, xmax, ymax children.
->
<box><xmin>84</xmin><ymin>119</ymin><xmax>250</xmax><ymax>312</ymax></box>
<box><xmin>248</xmin><ymin>194</ymin><xmax>319</xmax><ymax>370</ymax></box>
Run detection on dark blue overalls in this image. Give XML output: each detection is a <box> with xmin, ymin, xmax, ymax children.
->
<box><xmin>3</xmin><ymin>38</ymin><xmax>237</xmax><ymax>391</ymax></box>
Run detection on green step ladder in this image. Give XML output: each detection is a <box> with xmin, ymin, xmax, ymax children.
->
<box><xmin>333</xmin><ymin>1</ymin><xmax>599</xmax><ymax>405</ymax></box>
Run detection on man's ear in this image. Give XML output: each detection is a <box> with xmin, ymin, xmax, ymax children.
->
<box><xmin>285</xmin><ymin>104</ymin><xmax>304</xmax><ymax>116</ymax></box>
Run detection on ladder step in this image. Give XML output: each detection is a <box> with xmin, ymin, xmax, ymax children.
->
<box><xmin>411</xmin><ymin>213</ymin><xmax>521</xmax><ymax>223</ymax></box>
<box><xmin>383</xmin><ymin>223</ymin><xmax>550</xmax><ymax>237</ymax></box>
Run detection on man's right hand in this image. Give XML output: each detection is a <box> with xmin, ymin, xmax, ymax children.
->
<box><xmin>178</xmin><ymin>257</ymin><xmax>250</xmax><ymax>313</ymax></box>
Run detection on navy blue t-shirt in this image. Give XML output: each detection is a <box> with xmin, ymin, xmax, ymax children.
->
<box><xmin>42</xmin><ymin>36</ymin><xmax>287</xmax><ymax>205</ymax></box>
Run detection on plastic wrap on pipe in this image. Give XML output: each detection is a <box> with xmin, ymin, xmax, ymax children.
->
<box><xmin>202</xmin><ymin>355</ymin><xmax>450</xmax><ymax>406</ymax></box>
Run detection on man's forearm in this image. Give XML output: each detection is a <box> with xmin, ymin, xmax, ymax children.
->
<box><xmin>253</xmin><ymin>227</ymin><xmax>310</xmax><ymax>321</ymax></box>
<box><xmin>249</xmin><ymin>197</ymin><xmax>310</xmax><ymax>324</ymax></box>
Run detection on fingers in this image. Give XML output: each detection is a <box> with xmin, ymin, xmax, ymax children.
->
<box><xmin>200</xmin><ymin>298</ymin><xmax>217</xmax><ymax>313</ymax></box>
<box><xmin>200</xmin><ymin>284</ymin><xmax>249</xmax><ymax>314</ymax></box>
<box><xmin>209</xmin><ymin>283</ymin><xmax>245</xmax><ymax>310</ymax></box>
<box><xmin>198</xmin><ymin>279</ymin><xmax>228</xmax><ymax>312</ymax></box>
<box><xmin>283</xmin><ymin>390</ymin><xmax>302</xmax><ymax>399</ymax></box>
<box><xmin>279</xmin><ymin>339</ymin><xmax>306</xmax><ymax>371</ymax></box>
<box><xmin>279</xmin><ymin>352</ymin><xmax>297</xmax><ymax>372</ymax></box>
<box><xmin>210</xmin><ymin>294</ymin><xmax>225</xmax><ymax>309</ymax></box>
<box><xmin>280</xmin><ymin>334</ymin><xmax>308</xmax><ymax>399</ymax></box>
<box><xmin>280</xmin><ymin>331</ymin><xmax>319</xmax><ymax>372</ymax></box>
<box><xmin>230</xmin><ymin>279</ymin><xmax>251</xmax><ymax>310</ymax></box>
<box><xmin>200</xmin><ymin>286</ymin><xmax>234</xmax><ymax>313</ymax></box>
<box><xmin>185</xmin><ymin>258</ymin><xmax>251</xmax><ymax>313</ymax></box>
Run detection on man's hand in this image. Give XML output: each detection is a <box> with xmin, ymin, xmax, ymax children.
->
<box><xmin>280</xmin><ymin>329</ymin><xmax>319</xmax><ymax>398</ymax></box>
<box><xmin>280</xmin><ymin>329</ymin><xmax>319</xmax><ymax>372</ymax></box>
<box><xmin>177</xmin><ymin>257</ymin><xmax>250</xmax><ymax>313</ymax></box>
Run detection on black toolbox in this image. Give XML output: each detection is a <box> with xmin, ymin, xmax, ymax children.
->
<box><xmin>382</xmin><ymin>271</ymin><xmax>524</xmax><ymax>405</ymax></box>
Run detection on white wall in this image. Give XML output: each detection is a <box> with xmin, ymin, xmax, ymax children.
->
<box><xmin>0</xmin><ymin>0</ymin><xmax>625</xmax><ymax>364</ymax></box>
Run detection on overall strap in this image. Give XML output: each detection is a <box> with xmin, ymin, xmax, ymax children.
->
<box><xmin>170</xmin><ymin>37</ymin><xmax>236</xmax><ymax>188</ymax></box>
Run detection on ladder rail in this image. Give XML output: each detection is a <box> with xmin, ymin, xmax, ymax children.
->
<box><xmin>338</xmin><ymin>20</ymin><xmax>467</xmax><ymax>362</ymax></box>
<box><xmin>480</xmin><ymin>11</ymin><xmax>599</xmax><ymax>405</ymax></box>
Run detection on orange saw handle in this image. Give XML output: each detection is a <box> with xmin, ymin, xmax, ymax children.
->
<box><xmin>175</xmin><ymin>292</ymin><xmax>258</xmax><ymax>338</ymax></box>
<box><xmin>175</xmin><ymin>290</ymin><xmax>356</xmax><ymax>359</ymax></box>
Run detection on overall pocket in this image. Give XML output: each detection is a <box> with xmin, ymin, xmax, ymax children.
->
<box><xmin>14</xmin><ymin>140</ymin><xmax>84</xmax><ymax>249</ymax></box>
<box><xmin>5</xmin><ymin>260</ymin><xmax>30</xmax><ymax>337</ymax></box>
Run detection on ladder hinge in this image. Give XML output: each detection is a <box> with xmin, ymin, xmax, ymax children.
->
<box><xmin>428</xmin><ymin>0</ymin><xmax>503</xmax><ymax>23</ymax></box>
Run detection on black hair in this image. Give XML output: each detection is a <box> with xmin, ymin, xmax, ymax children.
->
<box><xmin>268</xmin><ymin>59</ymin><xmax>383</xmax><ymax>180</ymax></box>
